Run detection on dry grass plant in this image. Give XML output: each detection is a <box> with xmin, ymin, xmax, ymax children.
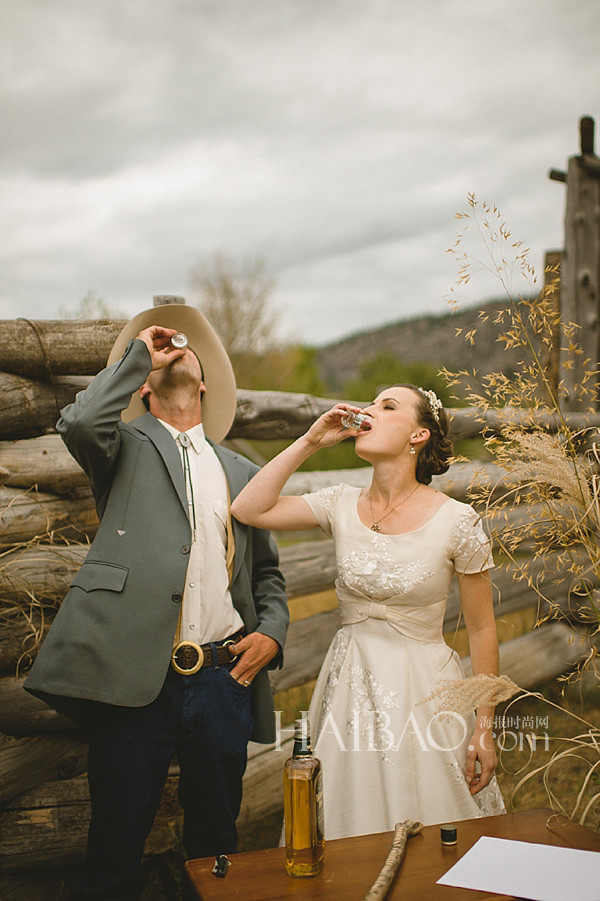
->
<box><xmin>0</xmin><ymin>503</ymin><xmax>87</xmax><ymax>673</ymax></box>
<box><xmin>497</xmin><ymin>689</ymin><xmax>600</xmax><ymax>831</ymax></box>
<box><xmin>444</xmin><ymin>195</ymin><xmax>600</xmax><ymax>829</ymax></box>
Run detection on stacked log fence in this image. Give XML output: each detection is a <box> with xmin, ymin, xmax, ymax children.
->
<box><xmin>0</xmin><ymin>319</ymin><xmax>598</xmax><ymax>897</ymax></box>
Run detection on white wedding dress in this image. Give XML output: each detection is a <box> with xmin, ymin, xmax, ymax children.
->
<box><xmin>302</xmin><ymin>484</ymin><xmax>506</xmax><ymax>841</ymax></box>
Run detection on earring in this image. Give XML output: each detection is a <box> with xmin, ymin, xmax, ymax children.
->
<box><xmin>409</xmin><ymin>445</ymin><xmax>416</xmax><ymax>455</ymax></box>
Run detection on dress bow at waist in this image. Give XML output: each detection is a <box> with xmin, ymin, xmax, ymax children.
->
<box><xmin>337</xmin><ymin>592</ymin><xmax>446</xmax><ymax>643</ymax></box>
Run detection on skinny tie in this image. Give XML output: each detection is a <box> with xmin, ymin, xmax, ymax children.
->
<box><xmin>179</xmin><ymin>433</ymin><xmax>197</xmax><ymax>541</ymax></box>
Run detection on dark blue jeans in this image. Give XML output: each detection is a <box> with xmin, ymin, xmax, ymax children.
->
<box><xmin>72</xmin><ymin>655</ymin><xmax>253</xmax><ymax>900</ymax></box>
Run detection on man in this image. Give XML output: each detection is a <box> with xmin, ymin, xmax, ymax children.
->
<box><xmin>25</xmin><ymin>299</ymin><xmax>288</xmax><ymax>900</ymax></box>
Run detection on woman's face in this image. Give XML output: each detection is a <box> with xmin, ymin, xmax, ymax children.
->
<box><xmin>354</xmin><ymin>386</ymin><xmax>425</xmax><ymax>461</ymax></box>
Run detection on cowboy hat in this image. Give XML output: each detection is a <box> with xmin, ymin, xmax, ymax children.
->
<box><xmin>107</xmin><ymin>299</ymin><xmax>237</xmax><ymax>443</ymax></box>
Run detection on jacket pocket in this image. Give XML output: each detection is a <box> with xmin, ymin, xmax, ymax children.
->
<box><xmin>70</xmin><ymin>562</ymin><xmax>128</xmax><ymax>593</ymax></box>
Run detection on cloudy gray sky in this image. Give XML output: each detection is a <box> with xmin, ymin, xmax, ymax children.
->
<box><xmin>2</xmin><ymin>0</ymin><xmax>599</xmax><ymax>344</ymax></box>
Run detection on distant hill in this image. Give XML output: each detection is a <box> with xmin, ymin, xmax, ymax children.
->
<box><xmin>316</xmin><ymin>297</ymin><xmax>521</xmax><ymax>392</ymax></box>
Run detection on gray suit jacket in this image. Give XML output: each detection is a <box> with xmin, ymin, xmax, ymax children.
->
<box><xmin>25</xmin><ymin>339</ymin><xmax>288</xmax><ymax>743</ymax></box>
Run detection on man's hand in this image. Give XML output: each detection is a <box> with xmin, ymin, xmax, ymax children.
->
<box><xmin>136</xmin><ymin>325</ymin><xmax>186</xmax><ymax>371</ymax></box>
<box><xmin>228</xmin><ymin>633</ymin><xmax>279</xmax><ymax>686</ymax></box>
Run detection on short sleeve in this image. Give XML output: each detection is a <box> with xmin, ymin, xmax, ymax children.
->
<box><xmin>451</xmin><ymin>506</ymin><xmax>494</xmax><ymax>574</ymax></box>
<box><xmin>302</xmin><ymin>484</ymin><xmax>346</xmax><ymax>537</ymax></box>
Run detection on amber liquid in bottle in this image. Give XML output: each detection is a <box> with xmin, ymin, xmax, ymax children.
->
<box><xmin>283</xmin><ymin>718</ymin><xmax>325</xmax><ymax>877</ymax></box>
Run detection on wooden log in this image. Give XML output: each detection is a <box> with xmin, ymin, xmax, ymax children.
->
<box><xmin>0</xmin><ymin>504</ymin><xmax>588</xmax><ymax>615</ymax></box>
<box><xmin>0</xmin><ymin>770</ymin><xmax>184</xmax><ymax>874</ymax></box>
<box><xmin>0</xmin><ymin>314</ymin><xmax>599</xmax><ymax>421</ymax></box>
<box><xmin>284</xmin><ymin>460</ymin><xmax>519</xmax><ymax>502</ymax></box>
<box><xmin>277</xmin><ymin>521</ymin><xmax>584</xmax><ymax>616</ymax></box>
<box><xmin>0</xmin><ymin>534</ymin><xmax>329</xmax><ymax>617</ymax></box>
<box><xmin>3</xmin><ymin>369</ymin><xmax>600</xmax><ymax>443</ymax></box>
<box><xmin>0</xmin><ymin>732</ymin><xmax>88</xmax><ymax>807</ymax></box>
<box><xmin>230</xmin><ymin>390</ymin><xmax>600</xmax><ymax>442</ymax></box>
<box><xmin>270</xmin><ymin>552</ymin><xmax>596</xmax><ymax>694</ymax></box>
<box><xmin>0</xmin><ymin>737</ymin><xmax>291</xmax><ymax>875</ymax></box>
<box><xmin>0</xmin><ymin>543</ymin><xmax>88</xmax><ymax>604</ymax></box>
<box><xmin>230</xmin><ymin>389</ymin><xmax>340</xmax><ymax>440</ymax></box>
<box><xmin>0</xmin><ymin>487</ymin><xmax>98</xmax><ymax>546</ymax></box>
<box><xmin>0</xmin><ymin>774</ymin><xmax>90</xmax><ymax>871</ymax></box>
<box><xmin>0</xmin><ymin>436</ymin><xmax>89</xmax><ymax>494</ymax></box>
<box><xmin>0</xmin><ymin>320</ymin><xmax>125</xmax><ymax>378</ymax></box>
<box><xmin>238</xmin><ymin>736</ymin><xmax>293</xmax><ymax>827</ymax></box>
<box><xmin>0</xmin><ymin>868</ymin><xmax>84</xmax><ymax>900</ymax></box>
<box><xmin>0</xmin><ymin>373</ymin><xmax>91</xmax><ymax>440</ymax></box>
<box><xmin>278</xmin><ymin>539</ymin><xmax>337</xmax><ymax>599</ymax></box>
<box><xmin>461</xmin><ymin>622</ymin><xmax>591</xmax><ymax>688</ymax></box>
<box><xmin>0</xmin><ymin>620</ymin><xmax>48</xmax><ymax>676</ymax></box>
<box><xmin>0</xmin><ymin>543</ymin><xmax>589</xmax><ymax>713</ymax></box>
<box><xmin>0</xmin><ymin>676</ymin><xmax>78</xmax><ymax>735</ymax></box>
<box><xmin>0</xmin><ymin>439</ymin><xmax>572</xmax><ymax>553</ymax></box>
<box><xmin>0</xmin><ymin>525</ymin><xmax>590</xmax><ymax>676</ymax></box>
<box><xmin>270</xmin><ymin>609</ymin><xmax>341</xmax><ymax>694</ymax></box>
<box><xmin>0</xmin><ymin>434</ymin><xmax>518</xmax><ymax>503</ymax></box>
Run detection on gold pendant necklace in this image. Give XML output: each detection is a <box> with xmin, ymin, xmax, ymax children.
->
<box><xmin>369</xmin><ymin>483</ymin><xmax>420</xmax><ymax>532</ymax></box>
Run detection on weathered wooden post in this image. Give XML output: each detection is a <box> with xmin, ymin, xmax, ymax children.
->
<box><xmin>550</xmin><ymin>115</ymin><xmax>600</xmax><ymax>411</ymax></box>
<box><xmin>543</xmin><ymin>249</ymin><xmax>561</xmax><ymax>398</ymax></box>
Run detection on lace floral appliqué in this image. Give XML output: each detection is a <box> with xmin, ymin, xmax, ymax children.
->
<box><xmin>451</xmin><ymin>511</ymin><xmax>493</xmax><ymax>573</ymax></box>
<box><xmin>315</xmin><ymin>630</ymin><xmax>403</xmax><ymax>765</ymax></box>
<box><xmin>337</xmin><ymin>535</ymin><xmax>434</xmax><ymax>601</ymax></box>
<box><xmin>311</xmin><ymin>484</ymin><xmax>341</xmax><ymax>516</ymax></box>
<box><xmin>316</xmin><ymin>630</ymin><xmax>350</xmax><ymax>729</ymax></box>
<box><xmin>346</xmin><ymin>665</ymin><xmax>403</xmax><ymax>764</ymax></box>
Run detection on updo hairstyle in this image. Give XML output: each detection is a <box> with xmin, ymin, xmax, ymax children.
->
<box><xmin>395</xmin><ymin>383</ymin><xmax>453</xmax><ymax>485</ymax></box>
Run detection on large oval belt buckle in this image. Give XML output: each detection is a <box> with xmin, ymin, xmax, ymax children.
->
<box><xmin>171</xmin><ymin>640</ymin><xmax>204</xmax><ymax>675</ymax></box>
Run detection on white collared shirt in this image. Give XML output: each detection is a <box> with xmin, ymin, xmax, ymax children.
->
<box><xmin>159</xmin><ymin>419</ymin><xmax>244</xmax><ymax>645</ymax></box>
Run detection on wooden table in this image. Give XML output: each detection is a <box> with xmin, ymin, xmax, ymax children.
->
<box><xmin>185</xmin><ymin>808</ymin><xmax>600</xmax><ymax>900</ymax></box>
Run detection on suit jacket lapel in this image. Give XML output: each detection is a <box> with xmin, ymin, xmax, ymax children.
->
<box><xmin>131</xmin><ymin>417</ymin><xmax>249</xmax><ymax>584</ymax></box>
<box><xmin>132</xmin><ymin>414</ymin><xmax>189</xmax><ymax>518</ymax></box>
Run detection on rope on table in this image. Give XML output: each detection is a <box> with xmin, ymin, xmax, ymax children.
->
<box><xmin>362</xmin><ymin>819</ymin><xmax>423</xmax><ymax>901</ymax></box>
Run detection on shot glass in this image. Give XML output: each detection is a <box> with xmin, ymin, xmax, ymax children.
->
<box><xmin>171</xmin><ymin>333</ymin><xmax>188</xmax><ymax>349</ymax></box>
<box><xmin>340</xmin><ymin>411</ymin><xmax>372</xmax><ymax>431</ymax></box>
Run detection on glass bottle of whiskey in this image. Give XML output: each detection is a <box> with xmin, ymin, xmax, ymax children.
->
<box><xmin>283</xmin><ymin>717</ymin><xmax>325</xmax><ymax>877</ymax></box>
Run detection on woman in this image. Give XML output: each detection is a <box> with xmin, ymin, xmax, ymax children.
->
<box><xmin>231</xmin><ymin>384</ymin><xmax>505</xmax><ymax>838</ymax></box>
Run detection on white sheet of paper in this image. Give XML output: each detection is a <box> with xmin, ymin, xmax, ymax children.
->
<box><xmin>437</xmin><ymin>835</ymin><xmax>600</xmax><ymax>901</ymax></box>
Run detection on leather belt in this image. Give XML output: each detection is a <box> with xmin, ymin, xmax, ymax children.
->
<box><xmin>171</xmin><ymin>631</ymin><xmax>244</xmax><ymax>676</ymax></box>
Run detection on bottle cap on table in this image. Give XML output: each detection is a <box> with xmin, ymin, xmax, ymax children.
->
<box><xmin>440</xmin><ymin>824</ymin><xmax>458</xmax><ymax>845</ymax></box>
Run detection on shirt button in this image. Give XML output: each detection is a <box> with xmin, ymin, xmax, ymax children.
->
<box><xmin>171</xmin><ymin>593</ymin><xmax>182</xmax><ymax>604</ymax></box>
<box><xmin>189</xmin><ymin>624</ymin><xmax>196</xmax><ymax>630</ymax></box>
<box><xmin>189</xmin><ymin>582</ymin><xmax>195</xmax><ymax>588</ymax></box>
<box><xmin>181</xmin><ymin>545</ymin><xmax>190</xmax><ymax>555</ymax></box>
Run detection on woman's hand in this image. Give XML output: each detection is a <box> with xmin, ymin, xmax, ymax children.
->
<box><xmin>465</xmin><ymin>725</ymin><xmax>498</xmax><ymax>794</ymax></box>
<box><xmin>230</xmin><ymin>402</ymin><xmax>369</xmax><ymax>531</ymax></box>
<box><xmin>304</xmin><ymin>403</ymin><xmax>369</xmax><ymax>449</ymax></box>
